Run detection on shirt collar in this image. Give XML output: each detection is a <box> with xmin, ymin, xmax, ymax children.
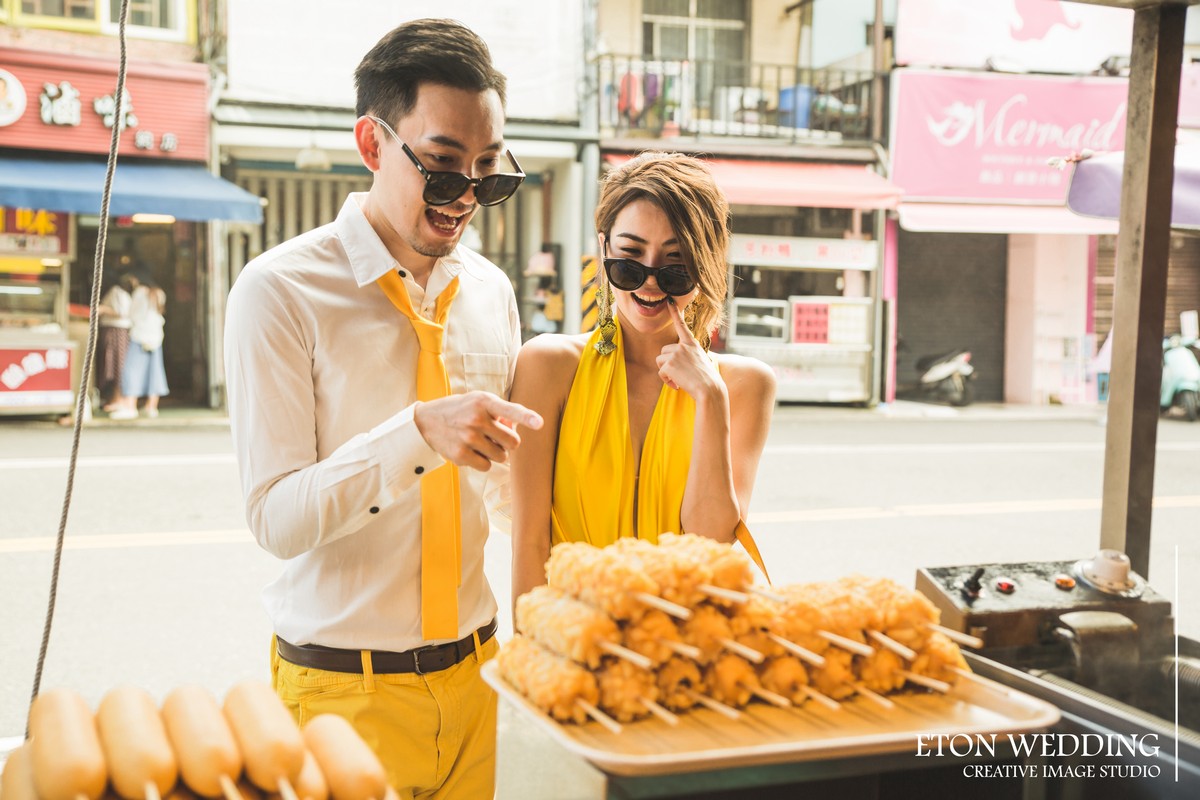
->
<box><xmin>336</xmin><ymin>193</ymin><xmax>466</xmax><ymax>288</ymax></box>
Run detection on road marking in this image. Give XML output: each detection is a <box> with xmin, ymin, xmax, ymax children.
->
<box><xmin>4</xmin><ymin>496</ymin><xmax>1200</xmax><ymax>551</ymax></box>
<box><xmin>747</xmin><ymin>495</ymin><xmax>1200</xmax><ymax>524</ymax></box>
<box><xmin>763</xmin><ymin>441</ymin><xmax>1200</xmax><ymax>455</ymax></box>
<box><xmin>0</xmin><ymin>453</ymin><xmax>238</xmax><ymax>470</ymax></box>
<box><xmin>0</xmin><ymin>529</ymin><xmax>253</xmax><ymax>553</ymax></box>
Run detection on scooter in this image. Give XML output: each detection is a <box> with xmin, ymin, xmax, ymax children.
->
<box><xmin>1161</xmin><ymin>334</ymin><xmax>1200</xmax><ymax>422</ymax></box>
<box><xmin>916</xmin><ymin>348</ymin><xmax>976</xmax><ymax>407</ymax></box>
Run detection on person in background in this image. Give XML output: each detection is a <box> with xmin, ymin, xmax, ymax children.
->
<box><xmin>109</xmin><ymin>268</ymin><xmax>167</xmax><ymax>420</ymax></box>
<box><xmin>223</xmin><ymin>18</ymin><xmax>540</xmax><ymax>798</ymax></box>
<box><xmin>509</xmin><ymin>151</ymin><xmax>777</xmax><ymax>601</ymax></box>
<box><xmin>97</xmin><ymin>271</ymin><xmax>134</xmax><ymax>413</ymax></box>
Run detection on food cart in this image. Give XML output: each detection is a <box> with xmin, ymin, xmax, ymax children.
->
<box><xmin>485</xmin><ymin>2</ymin><xmax>1200</xmax><ymax>797</ymax></box>
<box><xmin>0</xmin><ymin>207</ymin><xmax>77</xmax><ymax>416</ymax></box>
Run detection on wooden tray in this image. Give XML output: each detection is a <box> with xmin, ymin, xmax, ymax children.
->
<box><xmin>482</xmin><ymin>661</ymin><xmax>1061</xmax><ymax>776</ymax></box>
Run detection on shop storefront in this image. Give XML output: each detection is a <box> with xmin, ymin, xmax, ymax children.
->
<box><xmin>889</xmin><ymin>68</ymin><xmax>1126</xmax><ymax>404</ymax></box>
<box><xmin>0</xmin><ymin>47</ymin><xmax>261</xmax><ymax>414</ymax></box>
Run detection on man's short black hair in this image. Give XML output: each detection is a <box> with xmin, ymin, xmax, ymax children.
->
<box><xmin>354</xmin><ymin>18</ymin><xmax>507</xmax><ymax>125</ymax></box>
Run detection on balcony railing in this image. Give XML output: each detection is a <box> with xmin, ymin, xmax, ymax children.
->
<box><xmin>597</xmin><ymin>54</ymin><xmax>884</xmax><ymax>144</ymax></box>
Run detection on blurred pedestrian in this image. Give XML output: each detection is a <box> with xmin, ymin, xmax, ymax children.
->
<box><xmin>97</xmin><ymin>271</ymin><xmax>134</xmax><ymax>412</ymax></box>
<box><xmin>110</xmin><ymin>267</ymin><xmax>167</xmax><ymax>420</ymax></box>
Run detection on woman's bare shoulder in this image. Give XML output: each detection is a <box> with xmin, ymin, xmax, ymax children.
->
<box><xmin>515</xmin><ymin>333</ymin><xmax>589</xmax><ymax>388</ymax></box>
<box><xmin>714</xmin><ymin>353</ymin><xmax>777</xmax><ymax>393</ymax></box>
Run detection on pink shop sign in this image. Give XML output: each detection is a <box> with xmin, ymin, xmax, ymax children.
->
<box><xmin>890</xmin><ymin>70</ymin><xmax>1128</xmax><ymax>203</ymax></box>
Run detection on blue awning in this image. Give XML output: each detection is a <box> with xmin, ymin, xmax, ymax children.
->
<box><xmin>0</xmin><ymin>157</ymin><xmax>263</xmax><ymax>223</ymax></box>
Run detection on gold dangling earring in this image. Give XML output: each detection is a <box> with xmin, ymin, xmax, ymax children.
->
<box><xmin>685</xmin><ymin>301</ymin><xmax>711</xmax><ymax>350</ymax></box>
<box><xmin>594</xmin><ymin>281</ymin><xmax>617</xmax><ymax>356</ymax></box>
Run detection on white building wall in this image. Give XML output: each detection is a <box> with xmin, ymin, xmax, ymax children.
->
<box><xmin>224</xmin><ymin>0</ymin><xmax>582</xmax><ymax>122</ymax></box>
<box><xmin>1005</xmin><ymin>234</ymin><xmax>1090</xmax><ymax>404</ymax></box>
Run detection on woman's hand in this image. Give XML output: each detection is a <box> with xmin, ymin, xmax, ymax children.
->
<box><xmin>656</xmin><ymin>299</ymin><xmax>722</xmax><ymax>401</ymax></box>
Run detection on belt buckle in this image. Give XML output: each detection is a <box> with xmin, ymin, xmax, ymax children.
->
<box><xmin>411</xmin><ymin>644</ymin><xmax>444</xmax><ymax>675</ymax></box>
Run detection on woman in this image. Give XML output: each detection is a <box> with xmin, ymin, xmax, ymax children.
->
<box><xmin>97</xmin><ymin>272</ymin><xmax>134</xmax><ymax>412</ymax></box>
<box><xmin>510</xmin><ymin>152</ymin><xmax>776</xmax><ymax>600</ymax></box>
<box><xmin>110</xmin><ymin>269</ymin><xmax>168</xmax><ymax>420</ymax></box>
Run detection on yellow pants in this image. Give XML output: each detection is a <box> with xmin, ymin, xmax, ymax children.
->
<box><xmin>271</xmin><ymin>635</ymin><xmax>499</xmax><ymax>800</ymax></box>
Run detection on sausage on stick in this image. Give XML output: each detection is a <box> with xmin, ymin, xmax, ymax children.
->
<box><xmin>1</xmin><ymin>743</ymin><xmax>38</xmax><ymax>800</ymax></box>
<box><xmin>222</xmin><ymin>682</ymin><xmax>305</xmax><ymax>800</ymax></box>
<box><xmin>161</xmin><ymin>685</ymin><xmax>243</xmax><ymax>800</ymax></box>
<box><xmin>97</xmin><ymin>685</ymin><xmax>179</xmax><ymax>800</ymax></box>
<box><xmin>302</xmin><ymin>715</ymin><xmax>387</xmax><ymax>800</ymax></box>
<box><xmin>28</xmin><ymin>687</ymin><xmax>108</xmax><ymax>800</ymax></box>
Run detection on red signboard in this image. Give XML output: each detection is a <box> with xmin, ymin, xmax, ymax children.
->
<box><xmin>792</xmin><ymin>303</ymin><xmax>830</xmax><ymax>344</ymax></box>
<box><xmin>890</xmin><ymin>69</ymin><xmax>1128</xmax><ymax>203</ymax></box>
<box><xmin>0</xmin><ymin>346</ymin><xmax>73</xmax><ymax>408</ymax></box>
<box><xmin>0</xmin><ymin>207</ymin><xmax>71</xmax><ymax>256</ymax></box>
<box><xmin>0</xmin><ymin>47</ymin><xmax>209</xmax><ymax>160</ymax></box>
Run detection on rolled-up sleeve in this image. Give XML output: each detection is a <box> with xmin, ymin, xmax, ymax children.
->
<box><xmin>224</xmin><ymin>268</ymin><xmax>441</xmax><ymax>560</ymax></box>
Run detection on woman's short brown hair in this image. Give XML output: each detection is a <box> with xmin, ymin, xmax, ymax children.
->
<box><xmin>594</xmin><ymin>152</ymin><xmax>730</xmax><ymax>347</ymax></box>
<box><xmin>354</xmin><ymin>18</ymin><xmax>506</xmax><ymax>124</ymax></box>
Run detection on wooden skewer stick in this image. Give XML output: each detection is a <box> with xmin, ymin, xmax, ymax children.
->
<box><xmin>950</xmin><ymin>666</ymin><xmax>1001</xmax><ymax>691</ymax></box>
<box><xmin>218</xmin><ymin>774</ymin><xmax>244</xmax><ymax>800</ymax></box>
<box><xmin>927</xmin><ymin>623</ymin><xmax>985</xmax><ymax>649</ymax></box>
<box><xmin>638</xmin><ymin>696</ymin><xmax>681</xmax><ymax>726</ymax></box>
<box><xmin>683</xmin><ymin>689</ymin><xmax>741</xmax><ymax>720</ymax></box>
<box><xmin>576</xmin><ymin>699</ymin><xmax>623</xmax><ymax>734</ymax></box>
<box><xmin>868</xmin><ymin>630</ymin><xmax>917</xmax><ymax>661</ymax></box>
<box><xmin>661</xmin><ymin>639</ymin><xmax>703</xmax><ymax>660</ymax></box>
<box><xmin>748</xmin><ymin>586</ymin><xmax>787</xmax><ymax>603</ymax></box>
<box><xmin>817</xmin><ymin>630</ymin><xmax>875</xmax><ymax>657</ymax></box>
<box><xmin>899</xmin><ymin>670</ymin><xmax>951</xmax><ymax>693</ymax></box>
<box><xmin>852</xmin><ymin>683</ymin><xmax>896</xmax><ymax>710</ymax></box>
<box><xmin>598</xmin><ymin>640</ymin><xmax>655</xmax><ymax>670</ymax></box>
<box><xmin>145</xmin><ymin>783</ymin><xmax>162</xmax><ymax>800</ymax></box>
<box><xmin>766</xmin><ymin>634</ymin><xmax>826</xmax><ymax>667</ymax></box>
<box><xmin>634</xmin><ymin>592</ymin><xmax>692</xmax><ymax>619</ymax></box>
<box><xmin>278</xmin><ymin>778</ymin><xmax>301</xmax><ymax>800</ymax></box>
<box><xmin>802</xmin><ymin>686</ymin><xmax>842</xmax><ymax>711</ymax></box>
<box><xmin>718</xmin><ymin>637</ymin><xmax>766</xmax><ymax>664</ymax></box>
<box><xmin>744</xmin><ymin>684</ymin><xmax>791</xmax><ymax>708</ymax></box>
<box><xmin>698</xmin><ymin>584</ymin><xmax>750</xmax><ymax>604</ymax></box>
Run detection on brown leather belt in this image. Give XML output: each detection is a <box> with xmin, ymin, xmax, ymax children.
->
<box><xmin>276</xmin><ymin>619</ymin><xmax>497</xmax><ymax>675</ymax></box>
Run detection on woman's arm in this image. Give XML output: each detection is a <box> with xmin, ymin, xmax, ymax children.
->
<box><xmin>508</xmin><ymin>335</ymin><xmax>578</xmax><ymax>609</ymax></box>
<box><xmin>678</xmin><ymin>356</ymin><xmax>775</xmax><ymax>541</ymax></box>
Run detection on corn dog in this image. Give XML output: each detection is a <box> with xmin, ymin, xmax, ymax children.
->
<box><xmin>222</xmin><ymin>682</ymin><xmax>305</xmax><ymax>794</ymax></box>
<box><xmin>29</xmin><ymin>687</ymin><xmax>108</xmax><ymax>800</ymax></box>
<box><xmin>1</xmin><ymin>743</ymin><xmax>38</xmax><ymax>800</ymax></box>
<box><xmin>292</xmin><ymin>750</ymin><xmax>329</xmax><ymax>800</ymax></box>
<box><xmin>162</xmin><ymin>685</ymin><xmax>243</xmax><ymax>799</ymax></box>
<box><xmin>97</xmin><ymin>686</ymin><xmax>179</xmax><ymax>800</ymax></box>
<box><xmin>302</xmin><ymin>715</ymin><xmax>386</xmax><ymax>800</ymax></box>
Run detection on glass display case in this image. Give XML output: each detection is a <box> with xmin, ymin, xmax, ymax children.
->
<box><xmin>0</xmin><ymin>269</ymin><xmax>64</xmax><ymax>333</ymax></box>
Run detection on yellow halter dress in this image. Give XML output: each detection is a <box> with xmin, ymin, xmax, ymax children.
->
<box><xmin>550</xmin><ymin>318</ymin><xmax>769</xmax><ymax>579</ymax></box>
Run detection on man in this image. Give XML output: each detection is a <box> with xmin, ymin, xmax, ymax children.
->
<box><xmin>224</xmin><ymin>19</ymin><xmax>540</xmax><ymax>799</ymax></box>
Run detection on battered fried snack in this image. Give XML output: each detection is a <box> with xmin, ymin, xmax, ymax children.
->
<box><xmin>758</xmin><ymin>656</ymin><xmax>809</xmax><ymax>704</ymax></box>
<box><xmin>658</xmin><ymin>533</ymin><xmax>755</xmax><ymax>595</ymax></box>
<box><xmin>515</xmin><ymin>585</ymin><xmax>623</xmax><ymax>668</ymax></box>
<box><xmin>703</xmin><ymin>654</ymin><xmax>759</xmax><ymax>708</ymax></box>
<box><xmin>612</xmin><ymin>537</ymin><xmax>713</xmax><ymax>607</ymax></box>
<box><xmin>496</xmin><ymin>635</ymin><xmax>600</xmax><ymax>724</ymax></box>
<box><xmin>545</xmin><ymin>541</ymin><xmax>659</xmax><ymax>620</ymax></box>
<box><xmin>595</xmin><ymin>659</ymin><xmax>658</xmax><ymax>723</ymax></box>
<box><xmin>655</xmin><ymin>657</ymin><xmax>704</xmax><ymax>711</ymax></box>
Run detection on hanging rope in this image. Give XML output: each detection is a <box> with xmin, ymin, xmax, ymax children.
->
<box><xmin>26</xmin><ymin>0</ymin><xmax>131</xmax><ymax>736</ymax></box>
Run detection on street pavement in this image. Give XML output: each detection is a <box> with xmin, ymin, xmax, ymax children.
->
<box><xmin>2</xmin><ymin>401</ymin><xmax>1199</xmax><ymax>797</ymax></box>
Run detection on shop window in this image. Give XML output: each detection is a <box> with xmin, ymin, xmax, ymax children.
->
<box><xmin>21</xmin><ymin>0</ymin><xmax>95</xmax><ymax>18</ymax></box>
<box><xmin>108</xmin><ymin>0</ymin><xmax>177</xmax><ymax>30</ymax></box>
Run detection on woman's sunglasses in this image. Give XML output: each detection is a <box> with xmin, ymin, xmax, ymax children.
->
<box><xmin>603</xmin><ymin>254</ymin><xmax>696</xmax><ymax>297</ymax></box>
<box><xmin>367</xmin><ymin>115</ymin><xmax>525</xmax><ymax>207</ymax></box>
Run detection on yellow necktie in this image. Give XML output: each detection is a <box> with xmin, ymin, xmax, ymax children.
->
<box><xmin>376</xmin><ymin>270</ymin><xmax>462</xmax><ymax>641</ymax></box>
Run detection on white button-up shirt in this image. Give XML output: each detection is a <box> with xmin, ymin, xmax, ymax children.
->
<box><xmin>224</xmin><ymin>193</ymin><xmax>520</xmax><ymax>651</ymax></box>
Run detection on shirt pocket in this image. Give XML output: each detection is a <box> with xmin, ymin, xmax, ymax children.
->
<box><xmin>461</xmin><ymin>352</ymin><xmax>510</xmax><ymax>397</ymax></box>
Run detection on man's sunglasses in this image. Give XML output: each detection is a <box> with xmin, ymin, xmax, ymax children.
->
<box><xmin>603</xmin><ymin>252</ymin><xmax>696</xmax><ymax>297</ymax></box>
<box><xmin>366</xmin><ymin>115</ymin><xmax>525</xmax><ymax>207</ymax></box>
